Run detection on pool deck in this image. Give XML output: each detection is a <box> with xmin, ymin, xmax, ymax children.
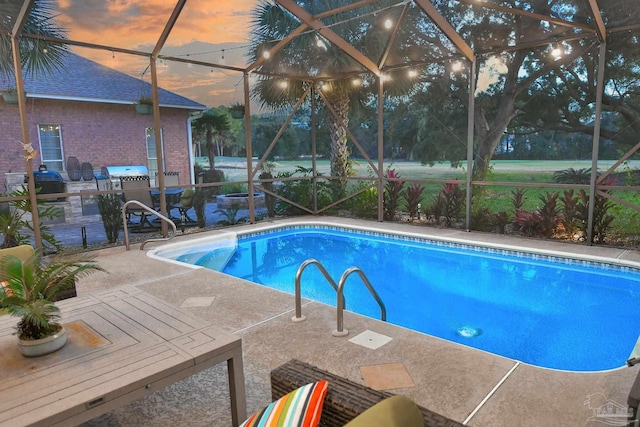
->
<box><xmin>75</xmin><ymin>217</ymin><xmax>640</xmax><ymax>426</ymax></box>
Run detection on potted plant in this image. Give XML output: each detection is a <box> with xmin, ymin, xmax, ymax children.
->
<box><xmin>0</xmin><ymin>251</ymin><xmax>105</xmax><ymax>357</ymax></box>
<box><xmin>1</xmin><ymin>86</ymin><xmax>19</xmax><ymax>104</ymax></box>
<box><xmin>135</xmin><ymin>96</ymin><xmax>153</xmax><ymax>115</ymax></box>
<box><xmin>229</xmin><ymin>102</ymin><xmax>245</xmax><ymax>119</ymax></box>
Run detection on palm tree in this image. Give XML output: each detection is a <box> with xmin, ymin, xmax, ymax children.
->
<box><xmin>248</xmin><ymin>1</ymin><xmax>418</xmax><ymax>195</ymax></box>
<box><xmin>192</xmin><ymin>109</ymin><xmax>232</xmax><ymax>170</ymax></box>
<box><xmin>0</xmin><ymin>0</ymin><xmax>68</xmax><ymax>78</ymax></box>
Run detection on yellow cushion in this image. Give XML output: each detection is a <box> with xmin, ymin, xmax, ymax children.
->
<box><xmin>344</xmin><ymin>395</ymin><xmax>424</xmax><ymax>427</ymax></box>
<box><xmin>180</xmin><ymin>188</ymin><xmax>194</xmax><ymax>207</ymax></box>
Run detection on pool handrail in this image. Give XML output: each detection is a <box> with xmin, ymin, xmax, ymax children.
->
<box><xmin>121</xmin><ymin>200</ymin><xmax>177</xmax><ymax>250</ymax></box>
<box><xmin>293</xmin><ymin>258</ymin><xmax>345</xmax><ymax>322</ymax></box>
<box><xmin>333</xmin><ymin>267</ymin><xmax>386</xmax><ymax>337</ymax></box>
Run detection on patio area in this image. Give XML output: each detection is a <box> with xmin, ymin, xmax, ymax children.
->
<box><xmin>72</xmin><ymin>217</ymin><xmax>640</xmax><ymax>427</ymax></box>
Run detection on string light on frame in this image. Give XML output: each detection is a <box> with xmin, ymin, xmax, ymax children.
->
<box><xmin>551</xmin><ymin>42</ymin><xmax>564</xmax><ymax>60</ymax></box>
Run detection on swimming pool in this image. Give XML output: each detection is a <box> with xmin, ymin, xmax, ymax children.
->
<box><xmin>149</xmin><ymin>223</ymin><xmax>640</xmax><ymax>371</ymax></box>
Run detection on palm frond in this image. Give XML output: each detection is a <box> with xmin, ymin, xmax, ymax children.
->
<box><xmin>0</xmin><ymin>0</ymin><xmax>69</xmax><ymax>78</ymax></box>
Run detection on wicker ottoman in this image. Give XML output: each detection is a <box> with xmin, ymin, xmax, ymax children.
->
<box><xmin>271</xmin><ymin>359</ymin><xmax>463</xmax><ymax>427</ymax></box>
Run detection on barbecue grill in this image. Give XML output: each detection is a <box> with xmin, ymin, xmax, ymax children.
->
<box><xmin>25</xmin><ymin>171</ymin><xmax>65</xmax><ymax>201</ymax></box>
<box><xmin>100</xmin><ymin>165</ymin><xmax>149</xmax><ymax>179</ymax></box>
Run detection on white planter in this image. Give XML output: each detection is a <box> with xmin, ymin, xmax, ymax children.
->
<box><xmin>18</xmin><ymin>326</ymin><xmax>67</xmax><ymax>357</ymax></box>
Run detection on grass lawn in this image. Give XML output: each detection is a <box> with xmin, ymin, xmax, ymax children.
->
<box><xmin>222</xmin><ymin>158</ymin><xmax>639</xmax><ymax>181</ymax></box>
<box><xmin>217</xmin><ymin>158</ymin><xmax>640</xmax><ymax>236</ymax></box>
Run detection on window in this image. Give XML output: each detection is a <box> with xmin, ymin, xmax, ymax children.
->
<box><xmin>145</xmin><ymin>127</ymin><xmax>164</xmax><ymax>178</ymax></box>
<box><xmin>38</xmin><ymin>124</ymin><xmax>64</xmax><ymax>171</ymax></box>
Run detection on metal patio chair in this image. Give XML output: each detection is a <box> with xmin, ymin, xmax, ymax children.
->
<box><xmin>154</xmin><ymin>171</ymin><xmax>184</xmax><ymax>221</ymax></box>
<box><xmin>120</xmin><ymin>175</ymin><xmax>158</xmax><ymax>231</ymax></box>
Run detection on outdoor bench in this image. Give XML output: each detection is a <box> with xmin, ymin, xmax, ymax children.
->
<box><xmin>270</xmin><ymin>359</ymin><xmax>464</xmax><ymax>427</ymax></box>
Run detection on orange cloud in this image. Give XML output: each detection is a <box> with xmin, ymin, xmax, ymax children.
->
<box><xmin>57</xmin><ymin>0</ymin><xmax>254</xmax><ymax>50</ymax></box>
<box><xmin>58</xmin><ymin>0</ymin><xmax>255</xmax><ymax>107</ymax></box>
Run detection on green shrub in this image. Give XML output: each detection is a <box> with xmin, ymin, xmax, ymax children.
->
<box><xmin>192</xmin><ymin>188</ymin><xmax>209</xmax><ymax>228</ymax></box>
<box><xmin>383</xmin><ymin>168</ymin><xmax>403</xmax><ymax>220</ymax></box>
<box><xmin>576</xmin><ymin>187</ymin><xmax>615</xmax><ymax>244</ymax></box>
<box><xmin>97</xmin><ymin>192</ymin><xmax>122</xmax><ymax>243</ymax></box>
<box><xmin>560</xmin><ymin>189</ymin><xmax>580</xmax><ymax>235</ymax></box>
<box><xmin>346</xmin><ymin>183</ymin><xmax>378</xmax><ymax>219</ymax></box>
<box><xmin>426</xmin><ymin>182</ymin><xmax>465</xmax><ymax>227</ymax></box>
<box><xmin>553</xmin><ymin>168</ymin><xmax>591</xmax><ymax>184</ymax></box>
<box><xmin>537</xmin><ymin>192</ymin><xmax>562</xmax><ymax>238</ymax></box>
<box><xmin>0</xmin><ymin>186</ymin><xmax>60</xmax><ymax>250</ymax></box>
<box><xmin>275</xmin><ymin>166</ymin><xmax>333</xmax><ymax>215</ymax></box>
<box><xmin>403</xmin><ymin>182</ymin><xmax>424</xmax><ymax>221</ymax></box>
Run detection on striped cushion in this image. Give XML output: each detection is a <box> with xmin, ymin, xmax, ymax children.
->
<box><xmin>240</xmin><ymin>380</ymin><xmax>328</xmax><ymax>427</ymax></box>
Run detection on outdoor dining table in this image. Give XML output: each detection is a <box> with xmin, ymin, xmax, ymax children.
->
<box><xmin>0</xmin><ymin>286</ymin><xmax>247</xmax><ymax>426</ymax></box>
<box><xmin>147</xmin><ymin>188</ymin><xmax>185</xmax><ymax>225</ymax></box>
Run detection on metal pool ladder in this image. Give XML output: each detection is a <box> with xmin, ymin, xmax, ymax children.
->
<box><xmin>293</xmin><ymin>258</ymin><xmax>386</xmax><ymax>337</ymax></box>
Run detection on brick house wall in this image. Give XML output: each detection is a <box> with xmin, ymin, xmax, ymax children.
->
<box><xmin>0</xmin><ymin>97</ymin><xmax>194</xmax><ymax>192</ymax></box>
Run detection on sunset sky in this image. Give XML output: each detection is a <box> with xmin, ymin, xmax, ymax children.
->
<box><xmin>48</xmin><ymin>0</ymin><xmax>503</xmax><ymax>109</ymax></box>
<box><xmin>55</xmin><ymin>0</ymin><xmax>257</xmax><ymax>108</ymax></box>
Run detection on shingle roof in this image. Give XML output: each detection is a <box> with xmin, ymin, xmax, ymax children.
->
<box><xmin>3</xmin><ymin>52</ymin><xmax>206</xmax><ymax>110</ymax></box>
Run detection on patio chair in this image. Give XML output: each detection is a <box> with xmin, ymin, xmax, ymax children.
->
<box><xmin>154</xmin><ymin>172</ymin><xmax>183</xmax><ymax>220</ymax></box>
<box><xmin>177</xmin><ymin>187</ymin><xmax>197</xmax><ymax>229</ymax></box>
<box><xmin>120</xmin><ymin>175</ymin><xmax>157</xmax><ymax>231</ymax></box>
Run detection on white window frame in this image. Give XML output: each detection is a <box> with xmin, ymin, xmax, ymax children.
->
<box><xmin>145</xmin><ymin>127</ymin><xmax>165</xmax><ymax>179</ymax></box>
<box><xmin>37</xmin><ymin>124</ymin><xmax>65</xmax><ymax>171</ymax></box>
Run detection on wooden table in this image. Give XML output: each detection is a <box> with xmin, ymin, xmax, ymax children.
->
<box><xmin>0</xmin><ymin>287</ymin><xmax>247</xmax><ymax>426</ymax></box>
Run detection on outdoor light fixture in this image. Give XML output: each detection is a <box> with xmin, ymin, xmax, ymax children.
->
<box><xmin>263</xmin><ymin>51</ymin><xmax>271</xmax><ymax>59</ymax></box>
<box><xmin>278</xmin><ymin>80</ymin><xmax>289</xmax><ymax>89</ymax></box>
<box><xmin>384</xmin><ymin>19</ymin><xmax>393</xmax><ymax>29</ymax></box>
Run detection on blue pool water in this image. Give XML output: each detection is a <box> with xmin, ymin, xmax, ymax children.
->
<box><xmin>155</xmin><ymin>224</ymin><xmax>640</xmax><ymax>371</ymax></box>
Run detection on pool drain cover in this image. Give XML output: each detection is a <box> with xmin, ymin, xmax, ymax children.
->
<box><xmin>457</xmin><ymin>326</ymin><xmax>482</xmax><ymax>338</ymax></box>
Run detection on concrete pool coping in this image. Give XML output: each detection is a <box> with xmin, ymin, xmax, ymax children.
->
<box><xmin>77</xmin><ymin>217</ymin><xmax>640</xmax><ymax>426</ymax></box>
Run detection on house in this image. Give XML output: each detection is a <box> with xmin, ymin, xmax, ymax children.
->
<box><xmin>0</xmin><ymin>51</ymin><xmax>206</xmax><ymax>193</ymax></box>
